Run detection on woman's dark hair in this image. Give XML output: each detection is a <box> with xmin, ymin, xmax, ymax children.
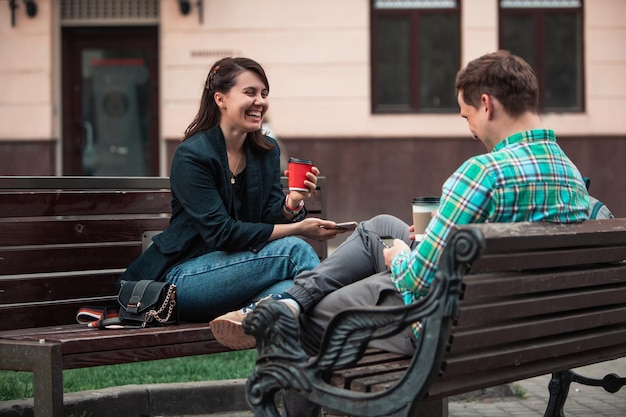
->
<box><xmin>183</xmin><ymin>57</ymin><xmax>274</xmax><ymax>152</ymax></box>
<box><xmin>455</xmin><ymin>50</ymin><xmax>539</xmax><ymax>117</ymax></box>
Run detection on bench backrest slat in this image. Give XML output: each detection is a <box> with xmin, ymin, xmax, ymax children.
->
<box><xmin>457</xmin><ymin>279</ymin><xmax>626</xmax><ymax>325</ymax></box>
<box><xmin>474</xmin><ymin>219</ymin><xmax>626</xmax><ymax>249</ymax></box>
<box><xmin>0</xmin><ymin>190</ymin><xmax>172</xmax><ymax>217</ymax></box>
<box><xmin>0</xmin><ymin>176</ymin><xmax>171</xmax><ymax>190</ymax></box>
<box><xmin>462</xmin><ymin>264</ymin><xmax>626</xmax><ymax>299</ymax></box>
<box><xmin>472</xmin><ymin>246</ymin><xmax>626</xmax><ymax>272</ymax></box>
<box><xmin>0</xmin><ymin>217</ymin><xmax>169</xmax><ymax>247</ymax></box>
<box><xmin>0</xmin><ymin>271</ymin><xmax>122</xmax><ymax>304</ymax></box>
<box><xmin>1</xmin><ymin>244</ymin><xmax>140</xmax><ymax>274</ymax></box>
<box><xmin>451</xmin><ymin>305</ymin><xmax>626</xmax><ymax>352</ymax></box>
<box><xmin>443</xmin><ymin>325</ymin><xmax>626</xmax><ymax>375</ymax></box>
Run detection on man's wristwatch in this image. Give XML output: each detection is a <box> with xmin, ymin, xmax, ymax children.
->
<box><xmin>284</xmin><ymin>195</ymin><xmax>304</xmax><ymax>214</ymax></box>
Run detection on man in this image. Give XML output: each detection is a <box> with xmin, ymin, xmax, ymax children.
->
<box><xmin>210</xmin><ymin>50</ymin><xmax>592</xmax><ymax>416</ymax></box>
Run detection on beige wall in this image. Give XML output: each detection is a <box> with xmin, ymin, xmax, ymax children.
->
<box><xmin>0</xmin><ymin>0</ymin><xmax>53</xmax><ymax>140</ymax></box>
<box><xmin>160</xmin><ymin>0</ymin><xmax>626</xmax><ymax>145</ymax></box>
<box><xmin>581</xmin><ymin>0</ymin><xmax>626</xmax><ymax>134</ymax></box>
<box><xmin>0</xmin><ymin>0</ymin><xmax>625</xmax><ymax>173</ymax></box>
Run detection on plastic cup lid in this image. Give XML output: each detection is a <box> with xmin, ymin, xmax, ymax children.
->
<box><xmin>412</xmin><ymin>197</ymin><xmax>440</xmax><ymax>204</ymax></box>
<box><xmin>289</xmin><ymin>157</ymin><xmax>313</xmax><ymax>165</ymax></box>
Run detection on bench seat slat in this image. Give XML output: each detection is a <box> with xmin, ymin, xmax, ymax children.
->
<box><xmin>352</xmin><ymin>369</ymin><xmax>409</xmax><ymax>393</ymax></box>
<box><xmin>0</xmin><ymin>325</ymin><xmax>232</xmax><ymax>369</ymax></box>
<box><xmin>329</xmin><ymin>357</ymin><xmax>412</xmax><ymax>388</ymax></box>
<box><xmin>62</xmin><ymin>339</ymin><xmax>233</xmax><ymax>369</ymax></box>
<box><xmin>1</xmin><ymin>323</ymin><xmax>217</xmax><ymax>355</ymax></box>
<box><xmin>351</xmin><ymin>350</ymin><xmax>409</xmax><ymax>366</ymax></box>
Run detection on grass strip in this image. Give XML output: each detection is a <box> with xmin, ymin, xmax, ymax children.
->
<box><xmin>0</xmin><ymin>350</ymin><xmax>256</xmax><ymax>401</ymax></box>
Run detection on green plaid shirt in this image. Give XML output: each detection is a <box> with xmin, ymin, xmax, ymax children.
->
<box><xmin>391</xmin><ymin>129</ymin><xmax>590</xmax><ymax>335</ymax></box>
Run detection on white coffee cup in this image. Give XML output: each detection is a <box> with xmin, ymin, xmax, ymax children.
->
<box><xmin>412</xmin><ymin>197</ymin><xmax>440</xmax><ymax>241</ymax></box>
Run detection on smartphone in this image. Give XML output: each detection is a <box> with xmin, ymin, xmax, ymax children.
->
<box><xmin>334</xmin><ymin>221</ymin><xmax>358</xmax><ymax>230</ymax></box>
<box><xmin>378</xmin><ymin>235</ymin><xmax>395</xmax><ymax>248</ymax></box>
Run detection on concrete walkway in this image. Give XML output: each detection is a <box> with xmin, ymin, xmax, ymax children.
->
<box><xmin>448</xmin><ymin>357</ymin><xmax>626</xmax><ymax>417</ymax></box>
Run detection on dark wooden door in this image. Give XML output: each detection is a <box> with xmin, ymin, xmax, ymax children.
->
<box><xmin>62</xmin><ymin>27</ymin><xmax>159</xmax><ymax>176</ymax></box>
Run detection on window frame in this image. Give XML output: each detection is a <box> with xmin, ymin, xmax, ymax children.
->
<box><xmin>498</xmin><ymin>1</ymin><xmax>585</xmax><ymax>113</ymax></box>
<box><xmin>370</xmin><ymin>1</ymin><xmax>461</xmax><ymax>114</ymax></box>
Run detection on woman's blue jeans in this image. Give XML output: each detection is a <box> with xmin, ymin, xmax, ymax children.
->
<box><xmin>164</xmin><ymin>236</ymin><xmax>320</xmax><ymax>321</ymax></box>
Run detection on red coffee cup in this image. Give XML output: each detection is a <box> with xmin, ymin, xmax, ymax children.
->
<box><xmin>288</xmin><ymin>157</ymin><xmax>314</xmax><ymax>191</ymax></box>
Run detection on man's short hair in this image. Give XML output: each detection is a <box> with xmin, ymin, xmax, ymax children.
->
<box><xmin>455</xmin><ymin>50</ymin><xmax>539</xmax><ymax>117</ymax></box>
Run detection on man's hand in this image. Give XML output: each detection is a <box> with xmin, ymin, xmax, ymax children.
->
<box><xmin>383</xmin><ymin>239</ymin><xmax>411</xmax><ymax>268</ymax></box>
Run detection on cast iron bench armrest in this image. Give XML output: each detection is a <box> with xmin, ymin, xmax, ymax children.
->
<box><xmin>244</xmin><ymin>227</ymin><xmax>483</xmax><ymax>417</ymax></box>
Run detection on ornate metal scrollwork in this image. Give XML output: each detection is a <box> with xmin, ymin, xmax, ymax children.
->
<box><xmin>244</xmin><ymin>226</ymin><xmax>485</xmax><ymax>417</ymax></box>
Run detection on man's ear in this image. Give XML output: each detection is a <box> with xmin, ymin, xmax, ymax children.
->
<box><xmin>481</xmin><ymin>93</ymin><xmax>495</xmax><ymax>119</ymax></box>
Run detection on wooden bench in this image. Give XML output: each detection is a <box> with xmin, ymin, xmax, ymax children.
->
<box><xmin>244</xmin><ymin>219</ymin><xmax>626</xmax><ymax>417</ymax></box>
<box><xmin>0</xmin><ymin>175</ymin><xmax>326</xmax><ymax>417</ymax></box>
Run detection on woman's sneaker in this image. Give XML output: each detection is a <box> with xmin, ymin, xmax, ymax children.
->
<box><xmin>210</xmin><ymin>294</ymin><xmax>293</xmax><ymax>350</ymax></box>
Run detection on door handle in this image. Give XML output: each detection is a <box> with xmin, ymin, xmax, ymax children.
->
<box><xmin>81</xmin><ymin>121</ymin><xmax>94</xmax><ymax>151</ymax></box>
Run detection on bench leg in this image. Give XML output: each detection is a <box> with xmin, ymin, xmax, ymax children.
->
<box><xmin>545</xmin><ymin>371</ymin><xmax>572</xmax><ymax>417</ymax></box>
<box><xmin>410</xmin><ymin>397</ymin><xmax>448</xmax><ymax>417</ymax></box>
<box><xmin>0</xmin><ymin>340</ymin><xmax>64</xmax><ymax>417</ymax></box>
<box><xmin>544</xmin><ymin>369</ymin><xmax>626</xmax><ymax>417</ymax></box>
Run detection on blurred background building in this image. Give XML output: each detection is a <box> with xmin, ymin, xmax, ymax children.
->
<box><xmin>0</xmin><ymin>0</ymin><xmax>624</xmax><ymax>223</ymax></box>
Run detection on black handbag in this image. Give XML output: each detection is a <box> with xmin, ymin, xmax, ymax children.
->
<box><xmin>117</xmin><ymin>280</ymin><xmax>179</xmax><ymax>328</ymax></box>
<box><xmin>77</xmin><ymin>280</ymin><xmax>178</xmax><ymax>329</ymax></box>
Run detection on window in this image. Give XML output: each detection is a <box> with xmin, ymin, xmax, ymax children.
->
<box><xmin>371</xmin><ymin>0</ymin><xmax>460</xmax><ymax>113</ymax></box>
<box><xmin>499</xmin><ymin>0</ymin><xmax>584</xmax><ymax>112</ymax></box>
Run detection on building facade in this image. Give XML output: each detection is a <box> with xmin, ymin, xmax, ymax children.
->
<box><xmin>1</xmin><ymin>0</ymin><xmax>624</xmax><ymax>222</ymax></box>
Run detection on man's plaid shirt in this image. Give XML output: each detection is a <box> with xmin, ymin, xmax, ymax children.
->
<box><xmin>390</xmin><ymin>129</ymin><xmax>591</xmax><ymax>336</ymax></box>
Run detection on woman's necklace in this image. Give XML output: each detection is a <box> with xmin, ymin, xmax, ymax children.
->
<box><xmin>230</xmin><ymin>152</ymin><xmax>243</xmax><ymax>184</ymax></box>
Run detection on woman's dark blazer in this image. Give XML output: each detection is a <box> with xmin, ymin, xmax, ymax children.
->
<box><xmin>117</xmin><ymin>126</ymin><xmax>304</xmax><ymax>286</ymax></box>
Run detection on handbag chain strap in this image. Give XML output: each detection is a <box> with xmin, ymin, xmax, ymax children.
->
<box><xmin>143</xmin><ymin>284</ymin><xmax>177</xmax><ymax>327</ymax></box>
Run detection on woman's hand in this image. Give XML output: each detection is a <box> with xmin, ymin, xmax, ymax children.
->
<box><xmin>383</xmin><ymin>239</ymin><xmax>411</xmax><ymax>268</ymax></box>
<box><xmin>271</xmin><ymin>217</ymin><xmax>351</xmax><ymax>242</ymax></box>
<box><xmin>296</xmin><ymin>218</ymin><xmax>347</xmax><ymax>241</ymax></box>
<box><xmin>285</xmin><ymin>166</ymin><xmax>319</xmax><ymax>208</ymax></box>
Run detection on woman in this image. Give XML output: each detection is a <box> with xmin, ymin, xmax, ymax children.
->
<box><xmin>118</xmin><ymin>57</ymin><xmax>342</xmax><ymax>322</ymax></box>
